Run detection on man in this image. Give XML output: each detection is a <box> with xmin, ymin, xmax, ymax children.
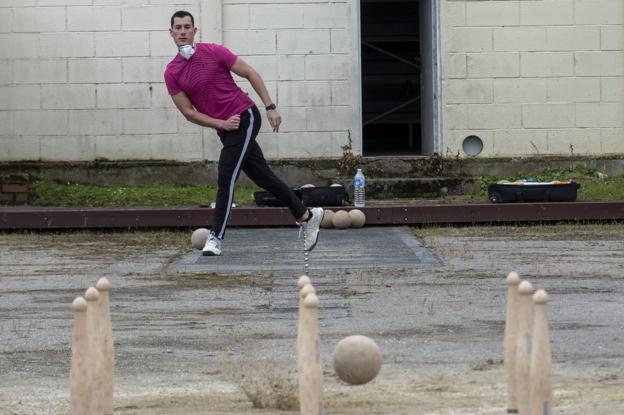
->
<box><xmin>164</xmin><ymin>10</ymin><xmax>323</xmax><ymax>256</ymax></box>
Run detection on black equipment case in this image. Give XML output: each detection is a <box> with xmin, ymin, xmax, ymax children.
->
<box><xmin>253</xmin><ymin>188</ymin><xmax>302</xmax><ymax>207</ymax></box>
<box><xmin>488</xmin><ymin>181</ymin><xmax>580</xmax><ymax>203</ymax></box>
<box><xmin>301</xmin><ymin>186</ymin><xmax>347</xmax><ymax>207</ymax></box>
<box><xmin>253</xmin><ymin>186</ymin><xmax>348</xmax><ymax>207</ymax></box>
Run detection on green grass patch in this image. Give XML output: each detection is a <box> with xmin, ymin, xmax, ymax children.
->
<box><xmin>576</xmin><ymin>178</ymin><xmax>624</xmax><ymax>200</ymax></box>
<box><xmin>30</xmin><ymin>179</ymin><xmax>261</xmax><ymax>207</ymax></box>
<box><xmin>27</xmin><ymin>166</ymin><xmax>624</xmax><ymax>207</ymax></box>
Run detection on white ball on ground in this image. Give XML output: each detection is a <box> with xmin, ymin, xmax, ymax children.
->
<box><xmin>332</xmin><ymin>210</ymin><xmax>351</xmax><ymax>229</ymax></box>
<box><xmin>321</xmin><ymin>209</ymin><xmax>335</xmax><ymax>228</ymax></box>
<box><xmin>349</xmin><ymin>209</ymin><xmax>366</xmax><ymax>228</ymax></box>
<box><xmin>301</xmin><ymin>184</ymin><xmax>315</xmax><ymax>188</ymax></box>
<box><xmin>191</xmin><ymin>228</ymin><xmax>210</xmax><ymax>250</ymax></box>
<box><xmin>333</xmin><ymin>335</ymin><xmax>381</xmax><ymax>385</ymax></box>
<box><xmin>330</xmin><ymin>183</ymin><xmax>343</xmax><ymax>187</ymax></box>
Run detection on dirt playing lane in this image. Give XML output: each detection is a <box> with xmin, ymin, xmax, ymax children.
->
<box><xmin>0</xmin><ymin>224</ymin><xmax>623</xmax><ymax>414</ymax></box>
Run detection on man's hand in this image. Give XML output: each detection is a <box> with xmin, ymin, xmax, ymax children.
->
<box><xmin>220</xmin><ymin>114</ymin><xmax>240</xmax><ymax>131</ymax></box>
<box><xmin>267</xmin><ymin>109</ymin><xmax>282</xmax><ymax>132</ymax></box>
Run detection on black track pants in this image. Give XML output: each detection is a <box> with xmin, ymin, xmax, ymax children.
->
<box><xmin>211</xmin><ymin>105</ymin><xmax>307</xmax><ymax>239</ymax></box>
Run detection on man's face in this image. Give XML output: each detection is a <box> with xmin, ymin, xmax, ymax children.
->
<box><xmin>170</xmin><ymin>16</ymin><xmax>197</xmax><ymax>47</ymax></box>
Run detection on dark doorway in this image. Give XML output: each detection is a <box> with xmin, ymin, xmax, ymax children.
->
<box><xmin>360</xmin><ymin>0</ymin><xmax>421</xmax><ymax>155</ymax></box>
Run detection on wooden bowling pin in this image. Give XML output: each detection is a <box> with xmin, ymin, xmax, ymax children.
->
<box><xmin>504</xmin><ymin>272</ymin><xmax>521</xmax><ymax>413</ymax></box>
<box><xmin>298</xmin><ymin>283</ymin><xmax>316</xmax><ymax>374</ymax></box>
<box><xmin>70</xmin><ymin>297</ymin><xmax>89</xmax><ymax>415</ymax></box>
<box><xmin>298</xmin><ymin>293</ymin><xmax>324</xmax><ymax>415</ymax></box>
<box><xmin>85</xmin><ymin>287</ymin><xmax>103</xmax><ymax>414</ymax></box>
<box><xmin>515</xmin><ymin>280</ymin><xmax>534</xmax><ymax>415</ymax></box>
<box><xmin>530</xmin><ymin>290</ymin><xmax>552</xmax><ymax>415</ymax></box>
<box><xmin>96</xmin><ymin>278</ymin><xmax>114</xmax><ymax>415</ymax></box>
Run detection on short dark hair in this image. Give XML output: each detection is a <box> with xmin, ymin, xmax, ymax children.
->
<box><xmin>170</xmin><ymin>10</ymin><xmax>195</xmax><ymax>27</ymax></box>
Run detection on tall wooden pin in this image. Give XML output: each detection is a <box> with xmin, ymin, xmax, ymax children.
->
<box><xmin>530</xmin><ymin>289</ymin><xmax>552</xmax><ymax>415</ymax></box>
<box><xmin>515</xmin><ymin>280</ymin><xmax>534</xmax><ymax>415</ymax></box>
<box><xmin>298</xmin><ymin>293</ymin><xmax>324</xmax><ymax>415</ymax></box>
<box><xmin>70</xmin><ymin>297</ymin><xmax>89</xmax><ymax>415</ymax></box>
<box><xmin>504</xmin><ymin>272</ymin><xmax>521</xmax><ymax>413</ymax></box>
<box><xmin>96</xmin><ymin>278</ymin><xmax>114</xmax><ymax>415</ymax></box>
<box><xmin>85</xmin><ymin>287</ymin><xmax>103</xmax><ymax>414</ymax></box>
<box><xmin>297</xmin><ymin>277</ymin><xmax>315</xmax><ymax>374</ymax></box>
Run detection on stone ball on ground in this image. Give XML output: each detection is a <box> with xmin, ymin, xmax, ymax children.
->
<box><xmin>333</xmin><ymin>335</ymin><xmax>381</xmax><ymax>385</ymax></box>
<box><xmin>349</xmin><ymin>209</ymin><xmax>366</xmax><ymax>228</ymax></box>
<box><xmin>332</xmin><ymin>210</ymin><xmax>351</xmax><ymax>229</ymax></box>
<box><xmin>321</xmin><ymin>209</ymin><xmax>335</xmax><ymax>228</ymax></box>
<box><xmin>191</xmin><ymin>228</ymin><xmax>210</xmax><ymax>250</ymax></box>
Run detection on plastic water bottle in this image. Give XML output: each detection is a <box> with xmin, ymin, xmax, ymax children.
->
<box><xmin>354</xmin><ymin>168</ymin><xmax>365</xmax><ymax>207</ymax></box>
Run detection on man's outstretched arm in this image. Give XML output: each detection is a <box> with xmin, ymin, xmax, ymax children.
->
<box><xmin>171</xmin><ymin>91</ymin><xmax>240</xmax><ymax>131</ymax></box>
<box><xmin>231</xmin><ymin>57</ymin><xmax>282</xmax><ymax>132</ymax></box>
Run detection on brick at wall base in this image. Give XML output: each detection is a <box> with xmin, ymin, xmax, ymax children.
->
<box><xmin>0</xmin><ymin>174</ymin><xmax>30</xmax><ymax>206</ymax></box>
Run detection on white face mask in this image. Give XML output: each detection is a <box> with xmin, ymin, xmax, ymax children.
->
<box><xmin>179</xmin><ymin>44</ymin><xmax>195</xmax><ymax>60</ymax></box>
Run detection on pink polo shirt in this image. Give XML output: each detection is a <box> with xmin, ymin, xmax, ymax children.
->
<box><xmin>164</xmin><ymin>43</ymin><xmax>254</xmax><ymax>120</ymax></box>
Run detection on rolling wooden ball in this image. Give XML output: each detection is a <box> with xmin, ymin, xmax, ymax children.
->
<box><xmin>333</xmin><ymin>335</ymin><xmax>381</xmax><ymax>385</ymax></box>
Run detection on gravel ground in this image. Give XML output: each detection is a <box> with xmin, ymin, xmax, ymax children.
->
<box><xmin>0</xmin><ymin>223</ymin><xmax>623</xmax><ymax>414</ymax></box>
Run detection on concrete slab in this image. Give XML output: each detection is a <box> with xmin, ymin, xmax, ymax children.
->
<box><xmin>170</xmin><ymin>226</ymin><xmax>442</xmax><ymax>274</ymax></box>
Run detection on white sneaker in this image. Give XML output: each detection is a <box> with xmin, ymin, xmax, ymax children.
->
<box><xmin>297</xmin><ymin>207</ymin><xmax>324</xmax><ymax>251</ymax></box>
<box><xmin>202</xmin><ymin>233</ymin><xmax>222</xmax><ymax>256</ymax></box>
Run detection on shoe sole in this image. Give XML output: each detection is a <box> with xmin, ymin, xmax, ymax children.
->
<box><xmin>202</xmin><ymin>250</ymin><xmax>220</xmax><ymax>256</ymax></box>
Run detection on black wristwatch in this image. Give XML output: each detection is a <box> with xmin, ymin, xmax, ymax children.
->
<box><xmin>265</xmin><ymin>103</ymin><xmax>276</xmax><ymax>111</ymax></box>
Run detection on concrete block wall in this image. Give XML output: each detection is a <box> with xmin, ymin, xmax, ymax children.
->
<box><xmin>0</xmin><ymin>0</ymin><xmax>356</xmax><ymax>162</ymax></box>
<box><xmin>222</xmin><ymin>0</ymin><xmax>356</xmax><ymax>158</ymax></box>
<box><xmin>441</xmin><ymin>0</ymin><xmax>624</xmax><ymax>157</ymax></box>
<box><xmin>3</xmin><ymin>1</ymin><xmax>620</xmax><ymax>162</ymax></box>
<box><xmin>0</xmin><ymin>1</ymin><xmax>205</xmax><ymax>162</ymax></box>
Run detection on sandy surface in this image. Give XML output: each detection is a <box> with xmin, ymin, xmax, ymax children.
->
<box><xmin>1</xmin><ymin>224</ymin><xmax>623</xmax><ymax>414</ymax></box>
